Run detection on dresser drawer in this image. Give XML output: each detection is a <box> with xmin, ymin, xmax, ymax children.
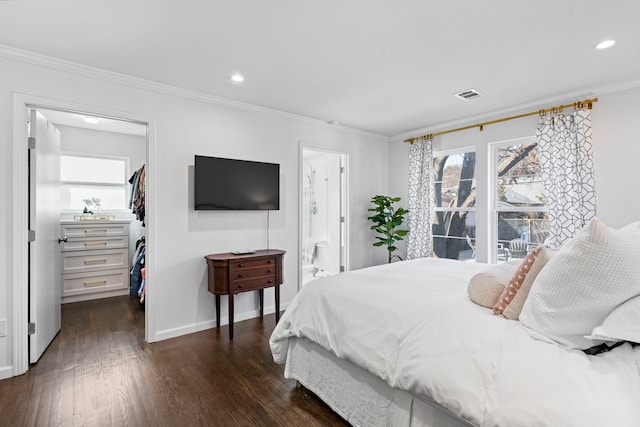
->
<box><xmin>61</xmin><ymin>235</ymin><xmax>128</xmax><ymax>252</ymax></box>
<box><xmin>232</xmin><ymin>275</ymin><xmax>276</xmax><ymax>293</ymax></box>
<box><xmin>62</xmin><ymin>268</ymin><xmax>129</xmax><ymax>296</ymax></box>
<box><xmin>232</xmin><ymin>265</ymin><xmax>276</xmax><ymax>280</ymax></box>
<box><xmin>61</xmin><ymin>223</ymin><xmax>129</xmax><ymax>238</ymax></box>
<box><xmin>62</xmin><ymin>248</ymin><xmax>129</xmax><ymax>274</ymax></box>
<box><xmin>232</xmin><ymin>258</ymin><xmax>276</xmax><ymax>270</ymax></box>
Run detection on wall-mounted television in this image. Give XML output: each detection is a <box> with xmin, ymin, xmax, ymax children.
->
<box><xmin>194</xmin><ymin>155</ymin><xmax>280</xmax><ymax>210</ymax></box>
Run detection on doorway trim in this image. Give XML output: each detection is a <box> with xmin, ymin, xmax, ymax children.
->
<box><xmin>298</xmin><ymin>142</ymin><xmax>350</xmax><ymax>290</ymax></box>
<box><xmin>12</xmin><ymin>93</ymin><xmax>156</xmax><ymax>376</ymax></box>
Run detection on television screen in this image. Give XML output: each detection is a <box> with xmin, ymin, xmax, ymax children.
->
<box><xmin>194</xmin><ymin>155</ymin><xmax>280</xmax><ymax>210</ymax></box>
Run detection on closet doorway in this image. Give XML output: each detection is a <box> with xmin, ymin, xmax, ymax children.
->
<box><xmin>300</xmin><ymin>147</ymin><xmax>348</xmax><ymax>287</ymax></box>
<box><xmin>12</xmin><ymin>94</ymin><xmax>154</xmax><ymax>374</ymax></box>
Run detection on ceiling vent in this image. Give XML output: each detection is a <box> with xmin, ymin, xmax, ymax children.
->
<box><xmin>454</xmin><ymin>89</ymin><xmax>482</xmax><ymax>101</ymax></box>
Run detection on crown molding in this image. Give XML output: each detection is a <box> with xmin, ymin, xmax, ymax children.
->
<box><xmin>0</xmin><ymin>44</ymin><xmax>387</xmax><ymax>142</ymax></box>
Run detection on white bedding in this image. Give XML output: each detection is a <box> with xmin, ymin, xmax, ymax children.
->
<box><xmin>270</xmin><ymin>258</ymin><xmax>640</xmax><ymax>426</ymax></box>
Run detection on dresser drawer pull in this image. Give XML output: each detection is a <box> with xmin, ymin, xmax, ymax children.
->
<box><xmin>267</xmin><ymin>260</ymin><xmax>273</xmax><ymax>264</ymax></box>
<box><xmin>84</xmin><ymin>241</ymin><xmax>108</xmax><ymax>247</ymax></box>
<box><xmin>84</xmin><ymin>259</ymin><xmax>107</xmax><ymax>264</ymax></box>
<box><xmin>238</xmin><ymin>284</ymin><xmax>244</xmax><ymax>289</ymax></box>
<box><xmin>84</xmin><ymin>280</ymin><xmax>107</xmax><ymax>287</ymax></box>
<box><xmin>268</xmin><ymin>269</ymin><xmax>273</xmax><ymax>273</ymax></box>
<box><xmin>84</xmin><ymin>228</ymin><xmax>108</xmax><ymax>233</ymax></box>
<box><xmin>238</xmin><ymin>263</ymin><xmax>244</xmax><ymax>268</ymax></box>
<box><xmin>267</xmin><ymin>280</ymin><xmax>273</xmax><ymax>284</ymax></box>
<box><xmin>238</xmin><ymin>274</ymin><xmax>244</xmax><ymax>278</ymax></box>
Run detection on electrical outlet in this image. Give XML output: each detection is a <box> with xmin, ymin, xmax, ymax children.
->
<box><xmin>0</xmin><ymin>319</ymin><xmax>6</xmax><ymax>337</ymax></box>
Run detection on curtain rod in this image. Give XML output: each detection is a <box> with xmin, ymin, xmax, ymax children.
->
<box><xmin>404</xmin><ymin>97</ymin><xmax>598</xmax><ymax>144</ymax></box>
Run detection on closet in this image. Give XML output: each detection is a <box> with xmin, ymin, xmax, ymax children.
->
<box><xmin>42</xmin><ymin>109</ymin><xmax>148</xmax><ymax>306</ymax></box>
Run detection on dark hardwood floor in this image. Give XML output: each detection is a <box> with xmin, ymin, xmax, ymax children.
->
<box><xmin>0</xmin><ymin>296</ymin><xmax>348</xmax><ymax>427</ymax></box>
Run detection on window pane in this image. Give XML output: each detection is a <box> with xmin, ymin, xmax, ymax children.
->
<box><xmin>498</xmin><ymin>211</ymin><xmax>549</xmax><ymax>256</ymax></box>
<box><xmin>432</xmin><ymin>210</ymin><xmax>476</xmax><ymax>261</ymax></box>
<box><xmin>60</xmin><ymin>155</ymin><xmax>125</xmax><ymax>184</ymax></box>
<box><xmin>496</xmin><ymin>143</ymin><xmax>545</xmax><ymax>208</ymax></box>
<box><xmin>434</xmin><ymin>152</ymin><xmax>476</xmax><ymax>209</ymax></box>
<box><xmin>61</xmin><ymin>185</ymin><xmax>127</xmax><ymax>210</ymax></box>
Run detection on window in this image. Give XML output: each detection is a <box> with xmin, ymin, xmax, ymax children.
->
<box><xmin>432</xmin><ymin>149</ymin><xmax>476</xmax><ymax>261</ymax></box>
<box><xmin>492</xmin><ymin>139</ymin><xmax>548</xmax><ymax>262</ymax></box>
<box><xmin>60</xmin><ymin>154</ymin><xmax>129</xmax><ymax>211</ymax></box>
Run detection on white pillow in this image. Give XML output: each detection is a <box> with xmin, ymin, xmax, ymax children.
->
<box><xmin>519</xmin><ymin>218</ymin><xmax>640</xmax><ymax>350</ymax></box>
<box><xmin>587</xmin><ymin>295</ymin><xmax>640</xmax><ymax>344</ymax></box>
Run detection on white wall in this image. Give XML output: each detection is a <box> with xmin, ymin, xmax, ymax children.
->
<box><xmin>388</xmin><ymin>86</ymin><xmax>640</xmax><ymax>262</ymax></box>
<box><xmin>0</xmin><ymin>54</ymin><xmax>388</xmax><ymax>377</ymax></box>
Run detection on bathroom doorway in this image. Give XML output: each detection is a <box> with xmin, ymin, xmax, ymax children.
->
<box><xmin>300</xmin><ymin>147</ymin><xmax>348</xmax><ymax>287</ymax></box>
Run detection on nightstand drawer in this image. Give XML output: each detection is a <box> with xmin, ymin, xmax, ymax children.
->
<box><xmin>232</xmin><ymin>276</ymin><xmax>276</xmax><ymax>293</ymax></box>
<box><xmin>61</xmin><ymin>235</ymin><xmax>128</xmax><ymax>251</ymax></box>
<box><xmin>62</xmin><ymin>248</ymin><xmax>129</xmax><ymax>274</ymax></box>
<box><xmin>62</xmin><ymin>268</ymin><xmax>129</xmax><ymax>295</ymax></box>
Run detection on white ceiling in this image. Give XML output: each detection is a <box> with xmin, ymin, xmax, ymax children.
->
<box><xmin>1</xmin><ymin>1</ymin><xmax>639</xmax><ymax>137</ymax></box>
<box><xmin>37</xmin><ymin>109</ymin><xmax>147</xmax><ymax>136</ymax></box>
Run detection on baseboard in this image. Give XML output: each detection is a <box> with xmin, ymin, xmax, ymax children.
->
<box><xmin>0</xmin><ymin>365</ymin><xmax>14</xmax><ymax>381</ymax></box>
<box><xmin>152</xmin><ymin>301</ymin><xmax>290</xmax><ymax>342</ymax></box>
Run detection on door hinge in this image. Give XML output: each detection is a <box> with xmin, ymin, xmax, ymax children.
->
<box><xmin>28</xmin><ymin>230</ymin><xmax>35</xmax><ymax>242</ymax></box>
<box><xmin>28</xmin><ymin>137</ymin><xmax>36</xmax><ymax>149</ymax></box>
<box><xmin>28</xmin><ymin>323</ymin><xmax>36</xmax><ymax>335</ymax></box>
<box><xmin>340</xmin><ymin>166</ymin><xmax>345</xmax><ymax>173</ymax></box>
<box><xmin>340</xmin><ymin>266</ymin><xmax>345</xmax><ymax>273</ymax></box>
<box><xmin>340</xmin><ymin>216</ymin><xmax>345</xmax><ymax>223</ymax></box>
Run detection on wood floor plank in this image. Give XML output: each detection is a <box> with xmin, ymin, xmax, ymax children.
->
<box><xmin>0</xmin><ymin>296</ymin><xmax>347</xmax><ymax>426</ymax></box>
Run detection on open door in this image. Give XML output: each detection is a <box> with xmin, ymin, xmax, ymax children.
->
<box><xmin>300</xmin><ymin>148</ymin><xmax>348</xmax><ymax>287</ymax></box>
<box><xmin>28</xmin><ymin>109</ymin><xmax>62</xmax><ymax>363</ymax></box>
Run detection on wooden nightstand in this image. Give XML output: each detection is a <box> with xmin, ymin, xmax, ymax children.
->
<box><xmin>205</xmin><ymin>249</ymin><xmax>285</xmax><ymax>340</ymax></box>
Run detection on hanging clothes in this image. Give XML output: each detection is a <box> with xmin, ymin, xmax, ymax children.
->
<box><xmin>128</xmin><ymin>164</ymin><xmax>146</xmax><ymax>225</ymax></box>
<box><xmin>130</xmin><ymin>239</ymin><xmax>145</xmax><ymax>297</ymax></box>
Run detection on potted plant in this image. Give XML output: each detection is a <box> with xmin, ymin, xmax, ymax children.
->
<box><xmin>367</xmin><ymin>195</ymin><xmax>409</xmax><ymax>263</ymax></box>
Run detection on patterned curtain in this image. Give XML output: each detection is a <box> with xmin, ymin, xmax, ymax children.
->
<box><xmin>406</xmin><ymin>139</ymin><xmax>434</xmax><ymax>259</ymax></box>
<box><xmin>536</xmin><ymin>109</ymin><xmax>596</xmax><ymax>247</ymax></box>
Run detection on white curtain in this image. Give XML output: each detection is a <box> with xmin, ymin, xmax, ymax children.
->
<box><xmin>406</xmin><ymin>139</ymin><xmax>434</xmax><ymax>259</ymax></box>
<box><xmin>536</xmin><ymin>109</ymin><xmax>597</xmax><ymax>247</ymax></box>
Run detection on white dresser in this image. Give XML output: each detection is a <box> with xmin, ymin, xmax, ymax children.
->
<box><xmin>60</xmin><ymin>220</ymin><xmax>131</xmax><ymax>303</ymax></box>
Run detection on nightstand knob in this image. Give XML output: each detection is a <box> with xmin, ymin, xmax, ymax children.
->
<box><xmin>238</xmin><ymin>274</ymin><xmax>244</xmax><ymax>278</ymax></box>
<box><xmin>238</xmin><ymin>263</ymin><xmax>244</xmax><ymax>267</ymax></box>
<box><xmin>239</xmin><ymin>284</ymin><xmax>244</xmax><ymax>289</ymax></box>
<box><xmin>267</xmin><ymin>260</ymin><xmax>273</xmax><ymax>264</ymax></box>
<box><xmin>267</xmin><ymin>280</ymin><xmax>273</xmax><ymax>284</ymax></box>
<box><xmin>268</xmin><ymin>269</ymin><xmax>273</xmax><ymax>273</ymax></box>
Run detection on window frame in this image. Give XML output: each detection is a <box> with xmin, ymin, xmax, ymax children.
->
<box><xmin>489</xmin><ymin>136</ymin><xmax>548</xmax><ymax>263</ymax></box>
<box><xmin>59</xmin><ymin>152</ymin><xmax>131</xmax><ymax>213</ymax></box>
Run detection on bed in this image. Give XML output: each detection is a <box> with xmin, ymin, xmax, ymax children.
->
<box><xmin>270</xmin><ymin>219</ymin><xmax>640</xmax><ymax>426</ymax></box>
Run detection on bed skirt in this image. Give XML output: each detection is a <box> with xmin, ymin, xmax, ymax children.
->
<box><xmin>285</xmin><ymin>337</ymin><xmax>475</xmax><ymax>427</ymax></box>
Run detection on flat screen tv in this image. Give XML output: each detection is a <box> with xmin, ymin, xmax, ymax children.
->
<box><xmin>194</xmin><ymin>155</ymin><xmax>280</xmax><ymax>210</ymax></box>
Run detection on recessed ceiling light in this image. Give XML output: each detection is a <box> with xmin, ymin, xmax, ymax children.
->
<box><xmin>594</xmin><ymin>39</ymin><xmax>615</xmax><ymax>50</ymax></box>
<box><xmin>231</xmin><ymin>74</ymin><xmax>244</xmax><ymax>83</ymax></box>
<box><xmin>83</xmin><ymin>117</ymin><xmax>99</xmax><ymax>124</ymax></box>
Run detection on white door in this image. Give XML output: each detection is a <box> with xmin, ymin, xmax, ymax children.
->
<box><xmin>28</xmin><ymin>109</ymin><xmax>62</xmax><ymax>363</ymax></box>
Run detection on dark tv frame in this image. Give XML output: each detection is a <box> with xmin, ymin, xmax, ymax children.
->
<box><xmin>194</xmin><ymin>155</ymin><xmax>280</xmax><ymax>211</ymax></box>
